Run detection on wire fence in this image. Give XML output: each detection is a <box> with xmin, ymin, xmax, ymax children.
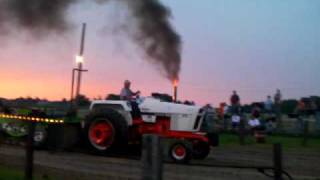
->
<box><xmin>0</xmin><ymin>113</ymin><xmax>315</xmax><ymax>180</ymax></box>
<box><xmin>141</xmin><ymin>135</ymin><xmax>293</xmax><ymax>180</ymax></box>
<box><xmin>216</xmin><ymin>113</ymin><xmax>320</xmax><ymax>136</ymax></box>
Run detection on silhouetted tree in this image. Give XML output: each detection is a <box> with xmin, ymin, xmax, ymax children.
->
<box><xmin>280</xmin><ymin>99</ymin><xmax>298</xmax><ymax>114</ymax></box>
<box><xmin>75</xmin><ymin>94</ymin><xmax>91</xmax><ymax>107</ymax></box>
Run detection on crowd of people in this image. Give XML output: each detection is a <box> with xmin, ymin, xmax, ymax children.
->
<box><xmin>219</xmin><ymin>89</ymin><xmax>282</xmax><ymax>134</ymax></box>
<box><xmin>217</xmin><ymin>89</ymin><xmax>320</xmax><ymax>135</ymax></box>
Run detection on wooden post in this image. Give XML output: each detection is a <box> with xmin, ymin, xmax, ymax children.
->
<box><xmin>223</xmin><ymin>115</ymin><xmax>228</xmax><ymax>131</ymax></box>
<box><xmin>273</xmin><ymin>143</ymin><xmax>283</xmax><ymax>180</ymax></box>
<box><xmin>275</xmin><ymin>104</ymin><xmax>282</xmax><ymax>132</ymax></box>
<box><xmin>239</xmin><ymin>117</ymin><xmax>245</xmax><ymax>145</ymax></box>
<box><xmin>25</xmin><ymin>122</ymin><xmax>35</xmax><ymax>180</ymax></box>
<box><xmin>302</xmin><ymin>121</ymin><xmax>309</xmax><ymax>147</ymax></box>
<box><xmin>0</xmin><ymin>126</ymin><xmax>4</xmax><ymax>146</ymax></box>
<box><xmin>142</xmin><ymin>134</ymin><xmax>163</xmax><ymax>180</ymax></box>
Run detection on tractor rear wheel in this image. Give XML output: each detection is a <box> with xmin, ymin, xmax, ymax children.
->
<box><xmin>85</xmin><ymin>108</ymin><xmax>128</xmax><ymax>154</ymax></box>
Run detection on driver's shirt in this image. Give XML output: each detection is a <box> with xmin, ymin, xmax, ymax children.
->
<box><xmin>120</xmin><ymin>88</ymin><xmax>134</xmax><ymax>100</ymax></box>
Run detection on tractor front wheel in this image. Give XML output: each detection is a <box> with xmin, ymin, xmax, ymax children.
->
<box><xmin>169</xmin><ymin>141</ymin><xmax>192</xmax><ymax>163</ymax></box>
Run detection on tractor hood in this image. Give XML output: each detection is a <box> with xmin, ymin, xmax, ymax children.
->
<box><xmin>139</xmin><ymin>97</ymin><xmax>201</xmax><ymax>115</ymax></box>
<box><xmin>139</xmin><ymin>98</ymin><xmax>203</xmax><ymax>132</ymax></box>
<box><xmin>90</xmin><ymin>97</ymin><xmax>204</xmax><ymax>132</ymax></box>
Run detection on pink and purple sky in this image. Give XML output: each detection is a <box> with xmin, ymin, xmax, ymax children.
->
<box><xmin>0</xmin><ymin>0</ymin><xmax>319</xmax><ymax>106</ymax></box>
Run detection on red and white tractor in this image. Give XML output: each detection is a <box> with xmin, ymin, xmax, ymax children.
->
<box><xmin>84</xmin><ymin>97</ymin><xmax>218</xmax><ymax>163</ymax></box>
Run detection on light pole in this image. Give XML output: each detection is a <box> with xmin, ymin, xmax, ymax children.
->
<box><xmin>75</xmin><ymin>23</ymin><xmax>86</xmax><ymax>100</ymax></box>
<box><xmin>70</xmin><ymin>23</ymin><xmax>88</xmax><ymax>108</ymax></box>
<box><xmin>70</xmin><ymin>67</ymin><xmax>87</xmax><ymax>104</ymax></box>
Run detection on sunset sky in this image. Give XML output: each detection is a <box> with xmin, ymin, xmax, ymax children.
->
<box><xmin>0</xmin><ymin>0</ymin><xmax>319</xmax><ymax>106</ymax></box>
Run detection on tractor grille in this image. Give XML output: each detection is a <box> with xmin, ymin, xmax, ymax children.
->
<box><xmin>193</xmin><ymin>108</ymin><xmax>205</xmax><ymax>130</ymax></box>
<box><xmin>193</xmin><ymin>115</ymin><xmax>202</xmax><ymax>129</ymax></box>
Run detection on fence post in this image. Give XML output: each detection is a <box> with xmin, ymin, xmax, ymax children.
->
<box><xmin>273</xmin><ymin>143</ymin><xmax>283</xmax><ymax>180</ymax></box>
<box><xmin>302</xmin><ymin>121</ymin><xmax>309</xmax><ymax>147</ymax></box>
<box><xmin>223</xmin><ymin>115</ymin><xmax>228</xmax><ymax>131</ymax></box>
<box><xmin>141</xmin><ymin>134</ymin><xmax>163</xmax><ymax>180</ymax></box>
<box><xmin>0</xmin><ymin>126</ymin><xmax>4</xmax><ymax>146</ymax></box>
<box><xmin>25</xmin><ymin>122</ymin><xmax>35</xmax><ymax>180</ymax></box>
<box><xmin>295</xmin><ymin>116</ymin><xmax>304</xmax><ymax>135</ymax></box>
<box><xmin>239</xmin><ymin>117</ymin><xmax>245</xmax><ymax>145</ymax></box>
<box><xmin>275</xmin><ymin>104</ymin><xmax>282</xmax><ymax>132</ymax></box>
<box><xmin>316</xmin><ymin>111</ymin><xmax>320</xmax><ymax>134</ymax></box>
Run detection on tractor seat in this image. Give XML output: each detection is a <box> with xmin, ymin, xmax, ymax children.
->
<box><xmin>130</xmin><ymin>101</ymin><xmax>141</xmax><ymax>118</ymax></box>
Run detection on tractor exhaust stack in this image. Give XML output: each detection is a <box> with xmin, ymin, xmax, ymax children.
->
<box><xmin>173</xmin><ymin>80</ymin><xmax>178</xmax><ymax>102</ymax></box>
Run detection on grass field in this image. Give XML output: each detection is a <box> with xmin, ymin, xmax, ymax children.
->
<box><xmin>0</xmin><ymin>165</ymin><xmax>54</xmax><ymax>180</ymax></box>
<box><xmin>0</xmin><ymin>165</ymin><xmax>23</xmax><ymax>180</ymax></box>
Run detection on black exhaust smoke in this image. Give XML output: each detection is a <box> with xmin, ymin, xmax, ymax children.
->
<box><xmin>125</xmin><ymin>0</ymin><xmax>181</xmax><ymax>82</ymax></box>
<box><xmin>0</xmin><ymin>0</ymin><xmax>181</xmax><ymax>81</ymax></box>
<box><xmin>0</xmin><ymin>0</ymin><xmax>77</xmax><ymax>33</ymax></box>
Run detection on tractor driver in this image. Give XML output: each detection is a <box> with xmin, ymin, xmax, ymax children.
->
<box><xmin>120</xmin><ymin>80</ymin><xmax>140</xmax><ymax>101</ymax></box>
<box><xmin>120</xmin><ymin>80</ymin><xmax>141</xmax><ymax>118</ymax></box>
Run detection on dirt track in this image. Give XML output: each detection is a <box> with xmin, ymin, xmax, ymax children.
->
<box><xmin>0</xmin><ymin>145</ymin><xmax>319</xmax><ymax>180</ymax></box>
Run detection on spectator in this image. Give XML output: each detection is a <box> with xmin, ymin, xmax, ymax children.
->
<box><xmin>296</xmin><ymin>99</ymin><xmax>306</xmax><ymax>115</ymax></box>
<box><xmin>219</xmin><ymin>103</ymin><xmax>229</xmax><ymax>130</ymax></box>
<box><xmin>265</xmin><ymin>118</ymin><xmax>276</xmax><ymax>134</ymax></box>
<box><xmin>248</xmin><ymin>105</ymin><xmax>263</xmax><ymax>131</ymax></box>
<box><xmin>230</xmin><ymin>90</ymin><xmax>240</xmax><ymax>106</ymax></box>
<box><xmin>218</xmin><ymin>103</ymin><xmax>229</xmax><ymax>118</ymax></box>
<box><xmin>231</xmin><ymin>114</ymin><xmax>240</xmax><ymax>130</ymax></box>
<box><xmin>310</xmin><ymin>99</ymin><xmax>317</xmax><ymax>115</ymax></box>
<box><xmin>230</xmin><ymin>90</ymin><xmax>240</xmax><ymax>115</ymax></box>
<box><xmin>223</xmin><ymin>104</ymin><xmax>230</xmax><ymax>130</ymax></box>
<box><xmin>274</xmin><ymin>89</ymin><xmax>282</xmax><ymax>130</ymax></box>
<box><xmin>248</xmin><ymin>118</ymin><xmax>261</xmax><ymax>130</ymax></box>
<box><xmin>295</xmin><ymin>99</ymin><xmax>306</xmax><ymax>133</ymax></box>
<box><xmin>224</xmin><ymin>104</ymin><xmax>229</xmax><ymax>115</ymax></box>
<box><xmin>274</xmin><ymin>89</ymin><xmax>282</xmax><ymax>105</ymax></box>
<box><xmin>201</xmin><ymin>104</ymin><xmax>215</xmax><ymax>133</ymax></box>
<box><xmin>252</xmin><ymin>105</ymin><xmax>261</xmax><ymax>119</ymax></box>
<box><xmin>218</xmin><ymin>103</ymin><xmax>225</xmax><ymax>119</ymax></box>
<box><xmin>264</xmin><ymin>95</ymin><xmax>273</xmax><ymax>113</ymax></box>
